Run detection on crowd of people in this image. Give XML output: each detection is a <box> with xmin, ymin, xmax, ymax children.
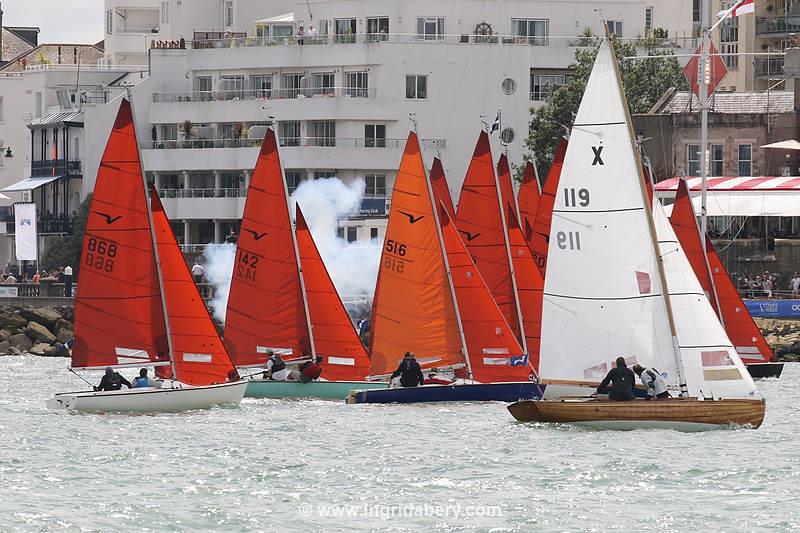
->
<box><xmin>1</xmin><ymin>263</ymin><xmax>69</xmax><ymax>285</ymax></box>
<box><xmin>734</xmin><ymin>270</ymin><xmax>800</xmax><ymax>299</ymax></box>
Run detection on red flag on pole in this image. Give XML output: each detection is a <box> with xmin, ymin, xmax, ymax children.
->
<box><xmin>683</xmin><ymin>41</ymin><xmax>728</xmax><ymax>99</ymax></box>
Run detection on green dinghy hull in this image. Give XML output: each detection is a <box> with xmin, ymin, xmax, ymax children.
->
<box><xmin>245</xmin><ymin>379</ymin><xmax>386</xmax><ymax>400</ymax></box>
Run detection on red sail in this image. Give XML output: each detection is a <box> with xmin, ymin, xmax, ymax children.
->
<box><xmin>369</xmin><ymin>132</ymin><xmax>464</xmax><ymax>375</ymax></box>
<box><xmin>71</xmin><ymin>99</ymin><xmax>169</xmax><ymax>370</ymax></box>
<box><xmin>517</xmin><ymin>160</ymin><xmax>540</xmax><ymax>244</ymax></box>
<box><xmin>496</xmin><ymin>153</ymin><xmax>519</xmax><ymax>218</ymax></box>
<box><xmin>150</xmin><ymin>190</ymin><xmax>237</xmax><ymax>385</ymax></box>
<box><xmin>224</xmin><ymin>129</ymin><xmax>311</xmax><ymax>366</ymax></box>
<box><xmin>455</xmin><ymin>131</ymin><xmax>522</xmax><ymax>341</ymax></box>
<box><xmin>295</xmin><ymin>205</ymin><xmax>371</xmax><ymax>380</ymax></box>
<box><xmin>430</xmin><ymin>157</ymin><xmax>456</xmax><ymax>217</ymax></box>
<box><xmin>440</xmin><ymin>206</ymin><xmax>530</xmax><ymax>382</ymax></box>
<box><xmin>530</xmin><ymin>137</ymin><xmax>567</xmax><ymax>275</ymax></box>
<box><xmin>670</xmin><ymin>179</ymin><xmax>776</xmax><ymax>365</ymax></box>
<box><xmin>506</xmin><ymin>207</ymin><xmax>544</xmax><ymax>374</ymax></box>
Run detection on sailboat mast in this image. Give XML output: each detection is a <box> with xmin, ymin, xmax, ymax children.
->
<box><xmin>126</xmin><ymin>93</ymin><xmax>178</xmax><ymax>378</ymax></box>
<box><xmin>495</xmin><ymin>147</ymin><xmax>528</xmax><ymax>354</ymax></box>
<box><xmin>275</xmin><ymin>127</ymin><xmax>317</xmax><ymax>360</ymax></box>
<box><xmin>606</xmin><ymin>37</ymin><xmax>689</xmax><ymax>395</ymax></box>
<box><xmin>699</xmin><ymin>0</ymin><xmax>710</xmax><ymax>239</ymax></box>
<box><xmin>420</xmin><ymin>134</ymin><xmax>471</xmax><ymax>377</ymax></box>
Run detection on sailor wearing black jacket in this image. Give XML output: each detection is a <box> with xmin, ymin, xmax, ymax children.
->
<box><xmin>390</xmin><ymin>352</ymin><xmax>425</xmax><ymax>387</ymax></box>
<box><xmin>594</xmin><ymin>357</ymin><xmax>635</xmax><ymax>401</ymax></box>
<box><xmin>94</xmin><ymin>367</ymin><xmax>132</xmax><ymax>391</ymax></box>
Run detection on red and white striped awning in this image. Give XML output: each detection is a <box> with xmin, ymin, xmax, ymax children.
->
<box><xmin>655</xmin><ymin>177</ymin><xmax>800</xmax><ymax>216</ymax></box>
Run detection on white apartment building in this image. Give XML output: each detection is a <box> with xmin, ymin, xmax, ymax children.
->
<box><xmin>94</xmin><ymin>0</ymin><xmax>693</xmax><ymax>250</ymax></box>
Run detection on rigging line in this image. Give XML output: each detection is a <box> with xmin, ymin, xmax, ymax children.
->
<box><xmin>69</xmin><ymin>367</ymin><xmax>94</xmax><ymax>388</ymax></box>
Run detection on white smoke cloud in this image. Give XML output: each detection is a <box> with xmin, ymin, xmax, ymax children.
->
<box><xmin>201</xmin><ymin>177</ymin><xmax>382</xmax><ymax>324</ymax></box>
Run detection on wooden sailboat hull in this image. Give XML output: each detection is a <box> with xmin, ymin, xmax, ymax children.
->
<box><xmin>245</xmin><ymin>379</ymin><xmax>386</xmax><ymax>400</ymax></box>
<box><xmin>507</xmin><ymin>398</ymin><xmax>765</xmax><ymax>431</ymax></box>
<box><xmin>47</xmin><ymin>381</ymin><xmax>247</xmax><ymax>413</ymax></box>
<box><xmin>745</xmin><ymin>362</ymin><xmax>784</xmax><ymax>379</ymax></box>
<box><xmin>346</xmin><ymin>382</ymin><xmax>541</xmax><ymax>404</ymax></box>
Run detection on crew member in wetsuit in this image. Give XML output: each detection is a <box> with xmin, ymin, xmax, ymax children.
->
<box><xmin>390</xmin><ymin>352</ymin><xmax>425</xmax><ymax>388</ymax></box>
<box><xmin>632</xmin><ymin>364</ymin><xmax>669</xmax><ymax>400</ymax></box>
<box><xmin>298</xmin><ymin>357</ymin><xmax>323</xmax><ymax>383</ymax></box>
<box><xmin>94</xmin><ymin>367</ymin><xmax>132</xmax><ymax>391</ymax></box>
<box><xmin>594</xmin><ymin>356</ymin><xmax>635</xmax><ymax>401</ymax></box>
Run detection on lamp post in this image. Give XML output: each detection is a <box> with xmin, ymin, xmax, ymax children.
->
<box><xmin>64</xmin><ymin>265</ymin><xmax>73</xmax><ymax>297</ymax></box>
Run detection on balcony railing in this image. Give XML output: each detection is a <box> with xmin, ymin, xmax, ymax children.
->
<box><xmin>756</xmin><ymin>16</ymin><xmax>800</xmax><ymax>36</ymax></box>
<box><xmin>118</xmin><ymin>26</ymin><xmax>160</xmax><ymax>34</ymax></box>
<box><xmin>142</xmin><ymin>137</ymin><xmax>447</xmax><ymax>150</ymax></box>
<box><xmin>158</xmin><ymin>188</ymin><xmax>244</xmax><ymax>199</ymax></box>
<box><xmin>187</xmin><ymin>32</ymin><xmax>695</xmax><ymax>50</ymax></box>
<box><xmin>31</xmin><ymin>159</ymin><xmax>82</xmax><ymax>177</ymax></box>
<box><xmin>153</xmin><ymin>86</ymin><xmax>376</xmax><ymax>102</ymax></box>
<box><xmin>755</xmin><ymin>57</ymin><xmax>785</xmax><ymax>78</ymax></box>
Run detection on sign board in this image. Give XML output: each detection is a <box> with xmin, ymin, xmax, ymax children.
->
<box><xmin>358</xmin><ymin>198</ymin><xmax>387</xmax><ymax>217</ymax></box>
<box><xmin>744</xmin><ymin>299</ymin><xmax>800</xmax><ymax>318</ymax></box>
<box><xmin>0</xmin><ymin>287</ymin><xmax>19</xmax><ymax>297</ymax></box>
<box><xmin>14</xmin><ymin>203</ymin><xmax>38</xmax><ymax>261</ymax></box>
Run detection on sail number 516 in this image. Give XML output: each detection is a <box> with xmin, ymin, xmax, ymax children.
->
<box><xmin>384</xmin><ymin>239</ymin><xmax>407</xmax><ymax>273</ymax></box>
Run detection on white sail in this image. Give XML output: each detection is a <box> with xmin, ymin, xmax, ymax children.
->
<box><xmin>652</xmin><ymin>202</ymin><xmax>760</xmax><ymax>399</ymax></box>
<box><xmin>539</xmin><ymin>40</ymin><xmax>679</xmax><ymax>383</ymax></box>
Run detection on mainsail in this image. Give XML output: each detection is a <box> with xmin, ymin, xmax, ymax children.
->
<box><xmin>670</xmin><ymin>179</ymin><xmax>776</xmax><ymax>365</ymax></box>
<box><xmin>150</xmin><ymin>190</ymin><xmax>238</xmax><ymax>385</ymax></box>
<box><xmin>295</xmin><ymin>205</ymin><xmax>371</xmax><ymax>380</ymax></box>
<box><xmin>539</xmin><ymin>41</ymin><xmax>679</xmax><ymax>385</ymax></box>
<box><xmin>496</xmin><ymin>154</ymin><xmax>519</xmax><ymax>218</ymax></box>
<box><xmin>369</xmin><ymin>132</ymin><xmax>465</xmax><ymax>374</ymax></box>
<box><xmin>456</xmin><ymin>131</ymin><xmax>524</xmax><ymax>344</ymax></box>
<box><xmin>517</xmin><ymin>160</ymin><xmax>540</xmax><ymax>245</ymax></box>
<box><xmin>224</xmin><ymin>128</ymin><xmax>312</xmax><ymax>366</ymax></box>
<box><xmin>430</xmin><ymin>157</ymin><xmax>456</xmax><ymax>217</ymax></box>
<box><xmin>529</xmin><ymin>137</ymin><xmax>567</xmax><ymax>274</ymax></box>
<box><xmin>71</xmin><ymin>99</ymin><xmax>170</xmax><ymax>370</ymax></box>
<box><xmin>439</xmin><ymin>206</ymin><xmax>530</xmax><ymax>382</ymax></box>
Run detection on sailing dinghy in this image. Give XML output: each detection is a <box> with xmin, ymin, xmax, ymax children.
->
<box><xmin>48</xmin><ymin>99</ymin><xmax>246</xmax><ymax>412</ymax></box>
<box><xmin>349</xmin><ymin>132</ymin><xmax>538</xmax><ymax>404</ymax></box>
<box><xmin>669</xmin><ymin>179</ymin><xmax>783</xmax><ymax>379</ymax></box>
<box><xmin>223</xmin><ymin>128</ymin><xmax>383</xmax><ymax>399</ymax></box>
<box><xmin>507</xmin><ymin>40</ymin><xmax>764</xmax><ymax>430</ymax></box>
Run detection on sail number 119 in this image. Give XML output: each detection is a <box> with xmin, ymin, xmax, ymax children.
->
<box><xmin>556</xmin><ymin>231</ymin><xmax>581</xmax><ymax>250</ymax></box>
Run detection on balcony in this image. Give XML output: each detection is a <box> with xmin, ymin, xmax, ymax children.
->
<box><xmin>31</xmin><ymin>159</ymin><xmax>82</xmax><ymax>177</ymax></box>
<box><xmin>5</xmin><ymin>215</ymin><xmax>74</xmax><ymax>235</ymax></box>
<box><xmin>153</xmin><ymin>86</ymin><xmax>376</xmax><ymax>103</ymax></box>
<box><xmin>756</xmin><ymin>16</ymin><xmax>800</xmax><ymax>36</ymax></box>
<box><xmin>158</xmin><ymin>188</ymin><xmax>244</xmax><ymax>199</ymax></box>
<box><xmin>755</xmin><ymin>57</ymin><xmax>785</xmax><ymax>79</ymax></box>
<box><xmin>142</xmin><ymin>137</ymin><xmax>445</xmax><ymax>150</ymax></box>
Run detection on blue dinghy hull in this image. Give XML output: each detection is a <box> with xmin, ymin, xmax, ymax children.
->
<box><xmin>346</xmin><ymin>382</ymin><xmax>542</xmax><ymax>404</ymax></box>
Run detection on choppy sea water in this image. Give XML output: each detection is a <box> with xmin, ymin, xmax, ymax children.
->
<box><xmin>0</xmin><ymin>356</ymin><xmax>798</xmax><ymax>532</ymax></box>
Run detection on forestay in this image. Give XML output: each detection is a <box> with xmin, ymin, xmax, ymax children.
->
<box><xmin>539</xmin><ymin>40</ymin><xmax>678</xmax><ymax>384</ymax></box>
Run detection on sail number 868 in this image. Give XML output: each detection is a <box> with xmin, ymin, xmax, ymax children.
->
<box><xmin>85</xmin><ymin>237</ymin><xmax>117</xmax><ymax>272</ymax></box>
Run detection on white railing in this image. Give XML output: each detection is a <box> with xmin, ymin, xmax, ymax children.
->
<box><xmin>153</xmin><ymin>86</ymin><xmax>375</xmax><ymax>102</ymax></box>
<box><xmin>24</xmin><ymin>63</ymin><xmax>148</xmax><ymax>72</ymax></box>
<box><xmin>189</xmin><ymin>32</ymin><xmax>696</xmax><ymax>50</ymax></box>
<box><xmin>143</xmin><ymin>137</ymin><xmax>446</xmax><ymax>150</ymax></box>
<box><xmin>158</xmin><ymin>188</ymin><xmax>244</xmax><ymax>199</ymax></box>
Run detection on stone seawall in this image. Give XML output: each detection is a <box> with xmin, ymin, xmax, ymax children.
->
<box><xmin>0</xmin><ymin>305</ymin><xmax>73</xmax><ymax>356</ymax></box>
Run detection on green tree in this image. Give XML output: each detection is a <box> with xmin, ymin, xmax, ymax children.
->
<box><xmin>40</xmin><ymin>194</ymin><xmax>92</xmax><ymax>272</ymax></box>
<box><xmin>524</xmin><ymin>37</ymin><xmax>688</xmax><ymax>180</ymax></box>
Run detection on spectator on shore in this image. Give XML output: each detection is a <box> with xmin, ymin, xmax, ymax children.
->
<box><xmin>763</xmin><ymin>276</ymin><xmax>774</xmax><ymax>299</ymax></box>
<box><xmin>32</xmin><ymin>272</ymin><xmax>40</xmax><ymax>284</ymax></box>
<box><xmin>2</xmin><ymin>273</ymin><xmax>17</xmax><ymax>284</ymax></box>
<box><xmin>297</xmin><ymin>25</ymin><xmax>305</xmax><ymax>45</ymax></box>
<box><xmin>791</xmin><ymin>272</ymin><xmax>800</xmax><ymax>298</ymax></box>
<box><xmin>191</xmin><ymin>262</ymin><xmax>205</xmax><ymax>283</ymax></box>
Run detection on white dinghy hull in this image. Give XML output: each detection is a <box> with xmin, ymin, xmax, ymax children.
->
<box><xmin>47</xmin><ymin>381</ymin><xmax>247</xmax><ymax>413</ymax></box>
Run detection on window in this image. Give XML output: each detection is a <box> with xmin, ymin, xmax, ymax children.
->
<box><xmin>314</xmin><ymin>170</ymin><xmax>337</xmax><ymax>180</ymax></box>
<box><xmin>711</xmin><ymin>144</ymin><xmax>724</xmax><ymax>176</ymax></box>
<box><xmin>720</xmin><ymin>12</ymin><xmax>739</xmax><ymax>69</ymax></box>
<box><xmin>347</xmin><ymin>227</ymin><xmax>358</xmax><ymax>243</ymax></box>
<box><xmin>161</xmin><ymin>1</ymin><xmax>170</xmax><ymax>23</ymax></box>
<box><xmin>500</xmin><ymin>128</ymin><xmax>515</xmax><ymax>145</ymax></box>
<box><xmin>106</xmin><ymin>10</ymin><xmax>113</xmax><ymax>34</ymax></box>
<box><xmin>530</xmin><ymin>69</ymin><xmax>567</xmax><ymax>101</ymax></box>
<box><xmin>365</xmin><ymin>174</ymin><xmax>387</xmax><ymax>197</ymax></box>
<box><xmin>606</xmin><ymin>20</ymin><xmax>623</xmax><ymax>37</ymax></box>
<box><xmin>687</xmin><ymin>144</ymin><xmax>700</xmax><ymax>176</ymax></box>
<box><xmin>501</xmin><ymin>78</ymin><xmax>516</xmax><ymax>95</ymax></box>
<box><xmin>335</xmin><ymin>18</ymin><xmax>356</xmax><ymax>43</ymax></box>
<box><xmin>161</xmin><ymin>124</ymin><xmax>177</xmax><ymax>146</ymax></box>
<box><xmin>282</xmin><ymin>74</ymin><xmax>303</xmax><ymax>98</ymax></box>
<box><xmin>693</xmin><ymin>0</ymin><xmax>701</xmax><ymax>24</ymax></box>
<box><xmin>219</xmin><ymin>76</ymin><xmax>245</xmax><ymax>99</ymax></box>
<box><xmin>345</xmin><ymin>71</ymin><xmax>369</xmax><ymax>97</ymax></box>
<box><xmin>406</xmin><ymin>75</ymin><xmax>428</xmax><ymax>99</ymax></box>
<box><xmin>312</xmin><ymin>121</ymin><xmax>336</xmax><ymax>147</ymax></box>
<box><xmin>370</xmin><ymin>227</ymin><xmax>378</xmax><ymax>239</ymax></box>
<box><xmin>366</xmin><ymin>17</ymin><xmax>389</xmax><ymax>41</ymax></box>
<box><xmin>224</xmin><ymin>0</ymin><xmax>234</xmax><ymax>27</ymax></box>
<box><xmin>365</xmin><ymin>125</ymin><xmax>386</xmax><ymax>148</ymax></box>
<box><xmin>285</xmin><ymin>170</ymin><xmax>306</xmax><ymax>194</ymax></box>
<box><xmin>337</xmin><ymin>227</ymin><xmax>345</xmax><ymax>239</ymax></box>
<box><xmin>417</xmin><ymin>17</ymin><xmax>444</xmax><ymax>40</ymax></box>
<box><xmin>0</xmin><ymin>141</ymin><xmax>4</xmax><ymax>168</ymax></box>
<box><xmin>512</xmin><ymin>19</ymin><xmax>548</xmax><ymax>45</ymax></box>
<box><xmin>35</xmin><ymin>92</ymin><xmax>42</xmax><ymax>118</ymax></box>
<box><xmin>738</xmin><ymin>144</ymin><xmax>752</xmax><ymax>176</ymax></box>
<box><xmin>645</xmin><ymin>7</ymin><xmax>653</xmax><ymax>31</ymax></box>
<box><xmin>279</xmin><ymin>121</ymin><xmax>301</xmax><ymax>146</ymax></box>
<box><xmin>220</xmin><ymin>123</ymin><xmax>238</xmax><ymax>140</ymax></box>
<box><xmin>250</xmin><ymin>75</ymin><xmax>272</xmax><ymax>98</ymax></box>
<box><xmin>312</xmin><ymin>73</ymin><xmax>335</xmax><ymax>96</ymax></box>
